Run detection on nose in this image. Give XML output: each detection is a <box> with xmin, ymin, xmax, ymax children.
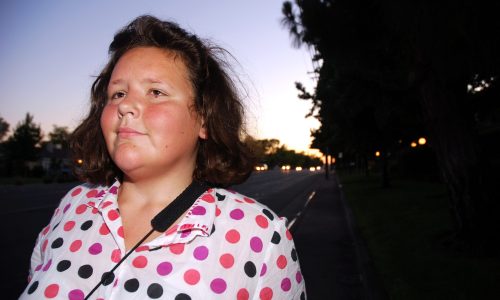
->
<box><xmin>117</xmin><ymin>95</ymin><xmax>140</xmax><ymax>119</ymax></box>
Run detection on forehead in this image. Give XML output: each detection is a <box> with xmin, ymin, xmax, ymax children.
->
<box><xmin>111</xmin><ymin>47</ymin><xmax>192</xmax><ymax>82</ymax></box>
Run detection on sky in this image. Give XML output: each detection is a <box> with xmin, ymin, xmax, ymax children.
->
<box><xmin>0</xmin><ymin>0</ymin><xmax>320</xmax><ymax>155</ymax></box>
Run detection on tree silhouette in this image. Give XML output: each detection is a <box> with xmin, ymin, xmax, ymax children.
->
<box><xmin>5</xmin><ymin>113</ymin><xmax>43</xmax><ymax>175</ymax></box>
<box><xmin>0</xmin><ymin>117</ymin><xmax>9</xmax><ymax>141</ymax></box>
<box><xmin>282</xmin><ymin>0</ymin><xmax>500</xmax><ymax>252</ymax></box>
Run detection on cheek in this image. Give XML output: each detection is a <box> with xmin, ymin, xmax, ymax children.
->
<box><xmin>100</xmin><ymin>106</ymin><xmax>116</xmax><ymax>137</ymax></box>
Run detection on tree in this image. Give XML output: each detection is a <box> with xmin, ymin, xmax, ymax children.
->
<box><xmin>5</xmin><ymin>113</ymin><xmax>43</xmax><ymax>175</ymax></box>
<box><xmin>0</xmin><ymin>117</ymin><xmax>9</xmax><ymax>141</ymax></box>
<box><xmin>282</xmin><ymin>0</ymin><xmax>500</xmax><ymax>252</ymax></box>
<box><xmin>48</xmin><ymin>125</ymin><xmax>70</xmax><ymax>148</ymax></box>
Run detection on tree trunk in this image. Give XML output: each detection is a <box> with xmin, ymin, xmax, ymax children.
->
<box><xmin>420</xmin><ymin>73</ymin><xmax>499</xmax><ymax>253</ymax></box>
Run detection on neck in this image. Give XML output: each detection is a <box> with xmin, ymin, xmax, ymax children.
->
<box><xmin>118</xmin><ymin>170</ymin><xmax>194</xmax><ymax>208</ymax></box>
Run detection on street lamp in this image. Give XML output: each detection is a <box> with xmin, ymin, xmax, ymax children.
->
<box><xmin>418</xmin><ymin>137</ymin><xmax>427</xmax><ymax>145</ymax></box>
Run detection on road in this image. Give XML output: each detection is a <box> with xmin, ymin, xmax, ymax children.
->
<box><xmin>0</xmin><ymin>170</ymin><xmax>322</xmax><ymax>299</ymax></box>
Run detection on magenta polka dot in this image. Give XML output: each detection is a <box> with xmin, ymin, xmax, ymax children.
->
<box><xmin>210</xmin><ymin>278</ymin><xmax>227</xmax><ymax>294</ymax></box>
<box><xmin>192</xmin><ymin>206</ymin><xmax>206</xmax><ymax>215</ymax></box>
<box><xmin>230</xmin><ymin>208</ymin><xmax>244</xmax><ymax>220</ymax></box>
<box><xmin>250</xmin><ymin>236</ymin><xmax>263</xmax><ymax>252</ymax></box>
<box><xmin>180</xmin><ymin>230</ymin><xmax>191</xmax><ymax>238</ymax></box>
<box><xmin>42</xmin><ymin>259</ymin><xmax>52</xmax><ymax>271</ymax></box>
<box><xmin>193</xmin><ymin>246</ymin><xmax>209</xmax><ymax>260</ymax></box>
<box><xmin>89</xmin><ymin>243</ymin><xmax>102</xmax><ymax>255</ymax></box>
<box><xmin>157</xmin><ymin>262</ymin><xmax>173</xmax><ymax>276</ymax></box>
<box><xmin>109</xmin><ymin>186</ymin><xmax>118</xmax><ymax>194</ymax></box>
<box><xmin>63</xmin><ymin>203</ymin><xmax>71</xmax><ymax>213</ymax></box>
<box><xmin>260</xmin><ymin>263</ymin><xmax>267</xmax><ymax>277</ymax></box>
<box><xmin>68</xmin><ymin>289</ymin><xmax>85</xmax><ymax>300</ymax></box>
<box><xmin>35</xmin><ymin>264</ymin><xmax>42</xmax><ymax>272</ymax></box>
<box><xmin>296</xmin><ymin>271</ymin><xmax>303</xmax><ymax>283</ymax></box>
<box><xmin>281</xmin><ymin>277</ymin><xmax>292</xmax><ymax>292</ymax></box>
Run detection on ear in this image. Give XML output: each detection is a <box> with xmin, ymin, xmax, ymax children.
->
<box><xmin>198</xmin><ymin>119</ymin><xmax>208</xmax><ymax>140</ymax></box>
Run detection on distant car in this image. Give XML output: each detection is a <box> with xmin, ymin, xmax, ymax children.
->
<box><xmin>255</xmin><ymin>163</ymin><xmax>268</xmax><ymax>171</ymax></box>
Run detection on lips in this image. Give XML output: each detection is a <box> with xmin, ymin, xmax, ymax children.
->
<box><xmin>117</xmin><ymin>127</ymin><xmax>145</xmax><ymax>138</ymax></box>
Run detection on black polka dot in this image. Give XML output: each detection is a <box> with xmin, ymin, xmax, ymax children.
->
<box><xmin>51</xmin><ymin>237</ymin><xmax>64</xmax><ymax>249</ymax></box>
<box><xmin>244</xmin><ymin>261</ymin><xmax>257</xmax><ymax>278</ymax></box>
<box><xmin>216</xmin><ymin>193</ymin><xmax>226</xmax><ymax>201</ymax></box>
<box><xmin>300</xmin><ymin>291</ymin><xmax>306</xmax><ymax>300</ymax></box>
<box><xmin>175</xmin><ymin>293</ymin><xmax>192</xmax><ymax>300</ymax></box>
<box><xmin>262</xmin><ymin>209</ymin><xmax>274</xmax><ymax>220</ymax></box>
<box><xmin>124</xmin><ymin>278</ymin><xmax>140</xmax><ymax>292</ymax></box>
<box><xmin>147</xmin><ymin>283</ymin><xmax>163</xmax><ymax>299</ymax></box>
<box><xmin>80</xmin><ymin>220</ymin><xmax>93</xmax><ymax>231</ymax></box>
<box><xmin>291</xmin><ymin>248</ymin><xmax>298</xmax><ymax>261</ymax></box>
<box><xmin>271</xmin><ymin>231</ymin><xmax>281</xmax><ymax>244</ymax></box>
<box><xmin>57</xmin><ymin>260</ymin><xmax>71</xmax><ymax>272</ymax></box>
<box><xmin>101</xmin><ymin>271</ymin><xmax>115</xmax><ymax>286</ymax></box>
<box><xmin>53</xmin><ymin>222</ymin><xmax>60</xmax><ymax>230</ymax></box>
<box><xmin>78</xmin><ymin>264</ymin><xmax>93</xmax><ymax>279</ymax></box>
<box><xmin>27</xmin><ymin>281</ymin><xmax>38</xmax><ymax>294</ymax></box>
<box><xmin>211</xmin><ymin>225</ymin><xmax>216</xmax><ymax>235</ymax></box>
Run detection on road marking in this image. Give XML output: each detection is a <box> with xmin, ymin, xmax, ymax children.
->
<box><xmin>287</xmin><ymin>190</ymin><xmax>316</xmax><ymax>230</ymax></box>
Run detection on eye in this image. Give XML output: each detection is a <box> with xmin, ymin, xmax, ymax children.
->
<box><xmin>150</xmin><ymin>89</ymin><xmax>167</xmax><ymax>97</ymax></box>
<box><xmin>110</xmin><ymin>91</ymin><xmax>126</xmax><ymax>100</ymax></box>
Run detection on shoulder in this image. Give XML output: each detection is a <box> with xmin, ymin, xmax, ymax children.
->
<box><xmin>211</xmin><ymin>188</ymin><xmax>288</xmax><ymax>238</ymax></box>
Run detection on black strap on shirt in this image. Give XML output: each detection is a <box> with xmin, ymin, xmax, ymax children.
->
<box><xmin>84</xmin><ymin>180</ymin><xmax>209</xmax><ymax>300</ymax></box>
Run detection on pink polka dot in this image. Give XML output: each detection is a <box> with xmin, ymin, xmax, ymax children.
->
<box><xmin>108</xmin><ymin>209</ymin><xmax>119</xmax><ymax>221</ymax></box>
<box><xmin>68</xmin><ymin>289</ymin><xmax>85</xmax><ymax>300</ymax></box>
<box><xmin>277</xmin><ymin>255</ymin><xmax>287</xmax><ymax>269</ymax></box>
<box><xmin>286</xmin><ymin>229</ymin><xmax>293</xmax><ymax>240</ymax></box>
<box><xmin>259</xmin><ymin>287</ymin><xmax>273</xmax><ymax>300</ymax></box>
<box><xmin>35</xmin><ymin>264</ymin><xmax>42</xmax><ymax>271</ymax></box>
<box><xmin>89</xmin><ymin>243</ymin><xmax>102</xmax><ymax>255</ymax></box>
<box><xmin>135</xmin><ymin>245</ymin><xmax>149</xmax><ymax>252</ymax></box>
<box><xmin>111</xmin><ymin>249</ymin><xmax>121</xmax><ymax>263</ymax></box>
<box><xmin>184</xmin><ymin>269</ymin><xmax>200</xmax><ymax>285</ymax></box>
<box><xmin>219</xmin><ymin>253</ymin><xmax>234</xmax><ymax>269</ymax></box>
<box><xmin>157</xmin><ymin>262</ymin><xmax>172</xmax><ymax>276</ymax></box>
<box><xmin>296</xmin><ymin>271</ymin><xmax>303</xmax><ymax>283</ymax></box>
<box><xmin>42</xmin><ymin>240</ymin><xmax>48</xmax><ymax>252</ymax></box>
<box><xmin>255</xmin><ymin>215</ymin><xmax>269</xmax><ymax>228</ymax></box>
<box><xmin>99</xmin><ymin>223</ymin><xmax>110</xmax><ymax>235</ymax></box>
<box><xmin>63</xmin><ymin>221</ymin><xmax>75</xmax><ymax>231</ymax></box>
<box><xmin>117</xmin><ymin>226</ymin><xmax>124</xmax><ymax>238</ymax></box>
<box><xmin>169</xmin><ymin>243</ymin><xmax>185</xmax><ymax>254</ymax></box>
<box><xmin>216</xmin><ymin>207</ymin><xmax>221</xmax><ymax>217</ymax></box>
<box><xmin>210</xmin><ymin>278</ymin><xmax>227</xmax><ymax>294</ymax></box>
<box><xmin>70</xmin><ymin>240</ymin><xmax>82</xmax><ymax>252</ymax></box>
<box><xmin>225</xmin><ymin>229</ymin><xmax>240</xmax><ymax>243</ymax></box>
<box><xmin>132</xmin><ymin>255</ymin><xmax>148</xmax><ymax>268</ymax></box>
<box><xmin>44</xmin><ymin>284</ymin><xmax>59</xmax><ymax>298</ymax></box>
<box><xmin>101</xmin><ymin>201</ymin><xmax>113</xmax><ymax>209</ymax></box>
<box><xmin>260</xmin><ymin>263</ymin><xmax>267</xmax><ymax>277</ymax></box>
<box><xmin>237</xmin><ymin>288</ymin><xmax>250</xmax><ymax>300</ymax></box>
<box><xmin>71</xmin><ymin>187</ymin><xmax>82</xmax><ymax>197</ymax></box>
<box><xmin>165</xmin><ymin>224</ymin><xmax>178</xmax><ymax>236</ymax></box>
<box><xmin>230</xmin><ymin>208</ymin><xmax>244</xmax><ymax>220</ymax></box>
<box><xmin>250</xmin><ymin>236</ymin><xmax>263</xmax><ymax>253</ymax></box>
<box><xmin>281</xmin><ymin>278</ymin><xmax>292</xmax><ymax>292</ymax></box>
<box><xmin>244</xmin><ymin>197</ymin><xmax>255</xmax><ymax>203</ymax></box>
<box><xmin>193</xmin><ymin>246</ymin><xmax>209</xmax><ymax>260</ymax></box>
<box><xmin>75</xmin><ymin>204</ymin><xmax>87</xmax><ymax>214</ymax></box>
<box><xmin>86</xmin><ymin>189</ymin><xmax>98</xmax><ymax>198</ymax></box>
<box><xmin>201</xmin><ymin>194</ymin><xmax>215</xmax><ymax>203</ymax></box>
<box><xmin>191</xmin><ymin>206</ymin><xmax>206</xmax><ymax>215</ymax></box>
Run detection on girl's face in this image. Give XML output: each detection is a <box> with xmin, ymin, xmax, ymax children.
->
<box><xmin>100</xmin><ymin>47</ymin><xmax>207</xmax><ymax>181</ymax></box>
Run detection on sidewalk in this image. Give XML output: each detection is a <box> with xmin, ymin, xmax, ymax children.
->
<box><xmin>291</xmin><ymin>174</ymin><xmax>387</xmax><ymax>300</ymax></box>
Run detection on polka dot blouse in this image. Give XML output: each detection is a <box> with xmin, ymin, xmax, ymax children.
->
<box><xmin>20</xmin><ymin>180</ymin><xmax>306</xmax><ymax>299</ymax></box>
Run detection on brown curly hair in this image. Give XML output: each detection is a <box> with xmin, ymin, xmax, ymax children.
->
<box><xmin>70</xmin><ymin>15</ymin><xmax>254</xmax><ymax>187</ymax></box>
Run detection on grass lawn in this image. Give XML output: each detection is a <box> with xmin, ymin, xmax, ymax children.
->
<box><xmin>338</xmin><ymin>172</ymin><xmax>500</xmax><ymax>299</ymax></box>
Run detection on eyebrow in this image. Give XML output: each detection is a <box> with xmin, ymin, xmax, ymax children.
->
<box><xmin>108</xmin><ymin>78</ymin><xmax>165</xmax><ymax>85</ymax></box>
